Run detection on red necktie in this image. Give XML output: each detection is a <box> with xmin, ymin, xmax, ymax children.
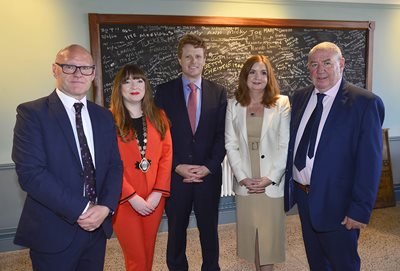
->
<box><xmin>187</xmin><ymin>82</ymin><xmax>197</xmax><ymax>134</ymax></box>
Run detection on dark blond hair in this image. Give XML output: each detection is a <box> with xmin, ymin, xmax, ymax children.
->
<box><xmin>177</xmin><ymin>34</ymin><xmax>207</xmax><ymax>58</ymax></box>
<box><xmin>110</xmin><ymin>64</ymin><xmax>169</xmax><ymax>142</ymax></box>
<box><xmin>235</xmin><ymin>55</ymin><xmax>280</xmax><ymax>107</ymax></box>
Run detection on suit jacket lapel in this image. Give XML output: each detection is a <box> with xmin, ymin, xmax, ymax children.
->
<box><xmin>87</xmin><ymin>102</ymin><xmax>101</xmax><ymax>168</ymax></box>
<box><xmin>292</xmin><ymin>86</ymin><xmax>314</xmax><ymax>138</ymax></box>
<box><xmin>236</xmin><ymin>103</ymin><xmax>248</xmax><ymax>146</ymax></box>
<box><xmin>48</xmin><ymin>91</ymin><xmax>81</xmax><ymax>166</ymax></box>
<box><xmin>143</xmin><ymin>117</ymin><xmax>157</xmax><ymax>160</ymax></box>
<box><xmin>176</xmin><ymin>78</ymin><xmax>193</xmax><ymax>134</ymax></box>
<box><xmin>317</xmin><ymin>80</ymin><xmax>348</xmax><ymax>149</ymax></box>
<box><xmin>260</xmin><ymin>106</ymin><xmax>275</xmax><ymax>142</ymax></box>
<box><xmin>197</xmin><ymin>79</ymin><xmax>213</xmax><ymax>135</ymax></box>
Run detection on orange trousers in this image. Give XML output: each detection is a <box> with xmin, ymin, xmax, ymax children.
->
<box><xmin>113</xmin><ymin>198</ymin><xmax>165</xmax><ymax>271</ymax></box>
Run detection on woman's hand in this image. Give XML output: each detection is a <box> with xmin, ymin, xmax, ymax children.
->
<box><xmin>129</xmin><ymin>195</ymin><xmax>154</xmax><ymax>216</ymax></box>
<box><xmin>146</xmin><ymin>192</ymin><xmax>162</xmax><ymax>209</ymax></box>
<box><xmin>241</xmin><ymin>177</ymin><xmax>273</xmax><ymax>193</ymax></box>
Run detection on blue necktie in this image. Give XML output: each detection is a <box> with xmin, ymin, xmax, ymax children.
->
<box><xmin>74</xmin><ymin>103</ymin><xmax>97</xmax><ymax>203</ymax></box>
<box><xmin>294</xmin><ymin>93</ymin><xmax>326</xmax><ymax>171</ymax></box>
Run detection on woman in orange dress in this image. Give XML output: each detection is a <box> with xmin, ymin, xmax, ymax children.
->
<box><xmin>110</xmin><ymin>64</ymin><xmax>172</xmax><ymax>271</ymax></box>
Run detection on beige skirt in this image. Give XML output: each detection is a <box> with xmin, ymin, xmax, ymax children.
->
<box><xmin>236</xmin><ymin>194</ymin><xmax>285</xmax><ymax>265</ymax></box>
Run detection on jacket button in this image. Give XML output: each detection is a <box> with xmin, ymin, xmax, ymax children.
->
<box><xmin>261</xmin><ymin>155</ymin><xmax>265</xmax><ymax>159</ymax></box>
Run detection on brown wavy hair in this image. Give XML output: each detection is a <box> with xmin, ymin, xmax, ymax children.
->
<box><xmin>177</xmin><ymin>34</ymin><xmax>207</xmax><ymax>58</ymax></box>
<box><xmin>235</xmin><ymin>55</ymin><xmax>280</xmax><ymax>108</ymax></box>
<box><xmin>110</xmin><ymin>64</ymin><xmax>169</xmax><ymax>142</ymax></box>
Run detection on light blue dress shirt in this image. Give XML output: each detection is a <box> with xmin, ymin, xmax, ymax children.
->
<box><xmin>182</xmin><ymin>76</ymin><xmax>202</xmax><ymax>129</ymax></box>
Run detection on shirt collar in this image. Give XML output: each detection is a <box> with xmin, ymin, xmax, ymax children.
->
<box><xmin>313</xmin><ymin>77</ymin><xmax>342</xmax><ymax>98</ymax></box>
<box><xmin>182</xmin><ymin>76</ymin><xmax>201</xmax><ymax>92</ymax></box>
<box><xmin>56</xmin><ymin>88</ymin><xmax>88</xmax><ymax>110</ymax></box>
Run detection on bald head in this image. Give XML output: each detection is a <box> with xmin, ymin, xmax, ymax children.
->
<box><xmin>55</xmin><ymin>44</ymin><xmax>94</xmax><ymax>65</ymax></box>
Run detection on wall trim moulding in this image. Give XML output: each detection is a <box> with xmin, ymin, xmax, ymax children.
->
<box><xmin>192</xmin><ymin>0</ymin><xmax>400</xmax><ymax>6</ymax></box>
<box><xmin>296</xmin><ymin>0</ymin><xmax>400</xmax><ymax>4</ymax></box>
<box><xmin>0</xmin><ymin>163</ymin><xmax>15</xmax><ymax>170</ymax></box>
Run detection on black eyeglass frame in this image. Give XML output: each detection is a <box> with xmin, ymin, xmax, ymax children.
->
<box><xmin>55</xmin><ymin>62</ymin><xmax>95</xmax><ymax>76</ymax></box>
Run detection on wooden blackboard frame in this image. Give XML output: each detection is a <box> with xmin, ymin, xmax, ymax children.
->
<box><xmin>88</xmin><ymin>13</ymin><xmax>374</xmax><ymax>106</ymax></box>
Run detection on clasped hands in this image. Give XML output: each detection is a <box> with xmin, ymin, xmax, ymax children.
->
<box><xmin>78</xmin><ymin>202</ymin><xmax>109</xmax><ymax>232</ymax></box>
<box><xmin>175</xmin><ymin>164</ymin><xmax>210</xmax><ymax>183</ymax></box>
<box><xmin>240</xmin><ymin>177</ymin><xmax>273</xmax><ymax>194</ymax></box>
<box><xmin>129</xmin><ymin>191</ymin><xmax>162</xmax><ymax>216</ymax></box>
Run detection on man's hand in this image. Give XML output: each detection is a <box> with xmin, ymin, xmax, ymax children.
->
<box><xmin>78</xmin><ymin>204</ymin><xmax>109</xmax><ymax>232</ymax></box>
<box><xmin>129</xmin><ymin>195</ymin><xmax>154</xmax><ymax>216</ymax></box>
<box><xmin>341</xmin><ymin>216</ymin><xmax>367</xmax><ymax>230</ymax></box>
<box><xmin>176</xmin><ymin>164</ymin><xmax>210</xmax><ymax>183</ymax></box>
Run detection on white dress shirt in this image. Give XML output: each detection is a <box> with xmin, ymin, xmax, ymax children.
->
<box><xmin>56</xmin><ymin>89</ymin><xmax>95</xmax><ymax>168</ymax></box>
<box><xmin>293</xmin><ymin>78</ymin><xmax>341</xmax><ymax>185</ymax></box>
<box><xmin>56</xmin><ymin>89</ymin><xmax>95</xmax><ymax>212</ymax></box>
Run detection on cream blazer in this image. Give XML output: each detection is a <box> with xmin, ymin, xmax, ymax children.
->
<box><xmin>225</xmin><ymin>95</ymin><xmax>290</xmax><ymax>197</ymax></box>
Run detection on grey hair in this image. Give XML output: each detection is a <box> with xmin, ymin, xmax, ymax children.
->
<box><xmin>308</xmin><ymin>41</ymin><xmax>343</xmax><ymax>62</ymax></box>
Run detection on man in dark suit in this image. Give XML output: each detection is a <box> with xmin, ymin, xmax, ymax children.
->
<box><xmin>155</xmin><ymin>34</ymin><xmax>227</xmax><ymax>271</ymax></box>
<box><xmin>284</xmin><ymin>41</ymin><xmax>385</xmax><ymax>271</ymax></box>
<box><xmin>12</xmin><ymin>44</ymin><xmax>122</xmax><ymax>271</ymax></box>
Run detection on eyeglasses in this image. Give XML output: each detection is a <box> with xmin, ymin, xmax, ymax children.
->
<box><xmin>55</xmin><ymin>63</ymin><xmax>95</xmax><ymax>76</ymax></box>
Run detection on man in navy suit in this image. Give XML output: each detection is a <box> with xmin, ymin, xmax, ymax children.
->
<box><xmin>284</xmin><ymin>42</ymin><xmax>385</xmax><ymax>271</ymax></box>
<box><xmin>12</xmin><ymin>44</ymin><xmax>122</xmax><ymax>271</ymax></box>
<box><xmin>155</xmin><ymin>34</ymin><xmax>227</xmax><ymax>271</ymax></box>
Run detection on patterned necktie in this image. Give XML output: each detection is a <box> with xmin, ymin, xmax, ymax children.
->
<box><xmin>294</xmin><ymin>93</ymin><xmax>326</xmax><ymax>171</ymax></box>
<box><xmin>187</xmin><ymin>82</ymin><xmax>197</xmax><ymax>134</ymax></box>
<box><xmin>73</xmin><ymin>103</ymin><xmax>97</xmax><ymax>203</ymax></box>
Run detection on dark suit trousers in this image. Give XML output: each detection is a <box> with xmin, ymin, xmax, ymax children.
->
<box><xmin>295</xmin><ymin>185</ymin><xmax>360</xmax><ymax>271</ymax></box>
<box><xmin>166</xmin><ymin>177</ymin><xmax>221</xmax><ymax>271</ymax></box>
<box><xmin>29</xmin><ymin>227</ymin><xmax>107</xmax><ymax>271</ymax></box>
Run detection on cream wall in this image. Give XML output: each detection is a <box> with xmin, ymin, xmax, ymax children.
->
<box><xmin>1</xmin><ymin>0</ymin><xmax>400</xmax><ymax>164</ymax></box>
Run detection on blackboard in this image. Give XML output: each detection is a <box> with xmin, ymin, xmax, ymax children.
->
<box><xmin>89</xmin><ymin>14</ymin><xmax>374</xmax><ymax>107</ymax></box>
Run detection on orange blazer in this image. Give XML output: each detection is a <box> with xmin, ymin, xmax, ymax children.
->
<box><xmin>117</xmin><ymin>116</ymin><xmax>172</xmax><ymax>204</ymax></box>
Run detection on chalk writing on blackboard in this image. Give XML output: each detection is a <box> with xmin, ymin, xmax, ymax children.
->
<box><xmin>89</xmin><ymin>15</ymin><xmax>373</xmax><ymax>107</ymax></box>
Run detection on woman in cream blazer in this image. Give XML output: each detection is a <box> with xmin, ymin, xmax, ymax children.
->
<box><xmin>225</xmin><ymin>95</ymin><xmax>290</xmax><ymax>197</ymax></box>
<box><xmin>225</xmin><ymin>55</ymin><xmax>290</xmax><ymax>271</ymax></box>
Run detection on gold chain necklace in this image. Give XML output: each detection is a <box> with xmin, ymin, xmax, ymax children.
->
<box><xmin>134</xmin><ymin>116</ymin><xmax>151</xmax><ymax>173</ymax></box>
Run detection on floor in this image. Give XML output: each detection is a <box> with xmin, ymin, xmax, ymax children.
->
<box><xmin>0</xmin><ymin>204</ymin><xmax>399</xmax><ymax>271</ymax></box>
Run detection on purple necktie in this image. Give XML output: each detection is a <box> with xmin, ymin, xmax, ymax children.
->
<box><xmin>74</xmin><ymin>103</ymin><xmax>97</xmax><ymax>203</ymax></box>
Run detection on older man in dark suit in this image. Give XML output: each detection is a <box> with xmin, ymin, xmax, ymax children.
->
<box><xmin>155</xmin><ymin>34</ymin><xmax>227</xmax><ymax>271</ymax></box>
<box><xmin>284</xmin><ymin>41</ymin><xmax>385</xmax><ymax>271</ymax></box>
<box><xmin>12</xmin><ymin>44</ymin><xmax>122</xmax><ymax>271</ymax></box>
